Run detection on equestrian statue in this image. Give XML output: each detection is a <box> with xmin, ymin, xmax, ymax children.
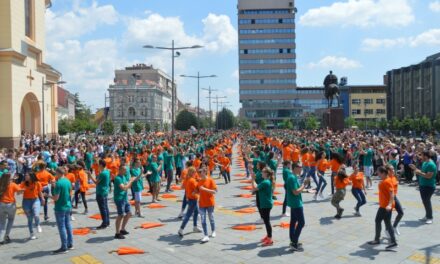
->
<box><xmin>323</xmin><ymin>71</ymin><xmax>340</xmax><ymax>108</ymax></box>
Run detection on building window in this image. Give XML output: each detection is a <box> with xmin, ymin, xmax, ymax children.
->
<box><xmin>376</xmin><ymin>109</ymin><xmax>386</xmax><ymax>114</ymax></box>
<box><xmin>240</xmin><ymin>79</ymin><xmax>296</xmax><ymax>85</ymax></box>
<box><xmin>239</xmin><ymin>28</ymin><xmax>295</xmax><ymax>35</ymax></box>
<box><xmin>239</xmin><ymin>58</ymin><xmax>295</xmax><ymax>65</ymax></box>
<box><xmin>365</xmin><ymin>109</ymin><xmax>373</xmax><ymax>115</ymax></box>
<box><xmin>239</xmin><ymin>38</ymin><xmax>295</xmax><ymax>45</ymax></box>
<box><xmin>352</xmin><ymin>109</ymin><xmax>361</xmax><ymax>115</ymax></box>
<box><xmin>376</xmin><ymin>98</ymin><xmax>386</xmax><ymax>104</ymax></box>
<box><xmin>240</xmin><ymin>68</ymin><xmax>295</xmax><ymax>75</ymax></box>
<box><xmin>364</xmin><ymin>99</ymin><xmax>373</xmax><ymax>104</ymax></box>
<box><xmin>351</xmin><ymin>99</ymin><xmax>361</xmax><ymax>104</ymax></box>
<box><xmin>25</xmin><ymin>0</ymin><xmax>34</xmax><ymax>39</ymax></box>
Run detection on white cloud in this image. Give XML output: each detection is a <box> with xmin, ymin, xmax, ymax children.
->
<box><xmin>202</xmin><ymin>14</ymin><xmax>237</xmax><ymax>52</ymax></box>
<box><xmin>300</xmin><ymin>0</ymin><xmax>414</xmax><ymax>27</ymax></box>
<box><xmin>430</xmin><ymin>1</ymin><xmax>440</xmax><ymax>12</ymax></box>
<box><xmin>232</xmin><ymin>69</ymin><xmax>239</xmax><ymax>79</ymax></box>
<box><xmin>308</xmin><ymin>56</ymin><xmax>362</xmax><ymax>69</ymax></box>
<box><xmin>362</xmin><ymin>29</ymin><xmax>440</xmax><ymax>50</ymax></box>
<box><xmin>225</xmin><ymin>88</ymin><xmax>238</xmax><ymax>95</ymax></box>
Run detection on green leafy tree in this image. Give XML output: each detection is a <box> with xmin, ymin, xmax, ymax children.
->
<box><xmin>153</xmin><ymin>122</ymin><xmax>160</xmax><ymax>132</ymax></box>
<box><xmin>144</xmin><ymin>123</ymin><xmax>151</xmax><ymax>132</ymax></box>
<box><xmin>281</xmin><ymin>118</ymin><xmax>293</xmax><ymax>129</ymax></box>
<box><xmin>378</xmin><ymin>119</ymin><xmax>388</xmax><ymax>130</ymax></box>
<box><xmin>433</xmin><ymin>115</ymin><xmax>440</xmax><ymax>131</ymax></box>
<box><xmin>236</xmin><ymin>118</ymin><xmax>251</xmax><ymax>129</ymax></box>
<box><xmin>216</xmin><ymin>108</ymin><xmax>235</xmax><ymax>130</ymax></box>
<box><xmin>401</xmin><ymin>117</ymin><xmax>412</xmax><ymax>131</ymax></box>
<box><xmin>120</xmin><ymin>123</ymin><xmax>128</xmax><ymax>133</ymax></box>
<box><xmin>366</xmin><ymin>120</ymin><xmax>377</xmax><ymax>129</ymax></box>
<box><xmin>176</xmin><ymin>110</ymin><xmax>197</xmax><ymax>131</ymax></box>
<box><xmin>390</xmin><ymin>117</ymin><xmax>401</xmax><ymax>131</ymax></box>
<box><xmin>420</xmin><ymin>116</ymin><xmax>432</xmax><ymax>132</ymax></box>
<box><xmin>344</xmin><ymin>117</ymin><xmax>357</xmax><ymax>128</ymax></box>
<box><xmin>164</xmin><ymin>123</ymin><xmax>169</xmax><ymax>131</ymax></box>
<box><xmin>58</xmin><ymin>119</ymin><xmax>71</xmax><ymax>135</ymax></box>
<box><xmin>102</xmin><ymin>120</ymin><xmax>114</xmax><ymax>135</ymax></box>
<box><xmin>133</xmin><ymin>122</ymin><xmax>143</xmax><ymax>133</ymax></box>
<box><xmin>257</xmin><ymin>120</ymin><xmax>267</xmax><ymax>129</ymax></box>
<box><xmin>305</xmin><ymin>115</ymin><xmax>319</xmax><ymax>130</ymax></box>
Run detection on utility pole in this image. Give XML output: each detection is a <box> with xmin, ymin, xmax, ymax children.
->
<box><xmin>203</xmin><ymin>86</ymin><xmax>218</xmax><ymax>130</ymax></box>
<box><xmin>211</xmin><ymin>95</ymin><xmax>226</xmax><ymax>130</ymax></box>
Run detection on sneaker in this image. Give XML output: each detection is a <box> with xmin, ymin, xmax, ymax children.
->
<box><xmin>71</xmin><ymin>216</ymin><xmax>76</xmax><ymax>221</ymax></box>
<box><xmin>394</xmin><ymin>227</ymin><xmax>401</xmax><ymax>236</ymax></box>
<box><xmin>260</xmin><ymin>236</ymin><xmax>269</xmax><ymax>243</ymax></box>
<box><xmin>319</xmin><ymin>193</ymin><xmax>325</xmax><ymax>200</ymax></box>
<box><xmin>338</xmin><ymin>208</ymin><xmax>345</xmax><ymax>217</ymax></box>
<box><xmin>52</xmin><ymin>248</ymin><xmax>69</xmax><ymax>254</ymax></box>
<box><xmin>4</xmin><ymin>236</ymin><xmax>11</xmax><ymax>244</ymax></box>
<box><xmin>30</xmin><ymin>234</ymin><xmax>37</xmax><ymax>240</ymax></box>
<box><xmin>120</xmin><ymin>230</ymin><xmax>129</xmax><ymax>235</ymax></box>
<box><xmin>426</xmin><ymin>219</ymin><xmax>433</xmax><ymax>224</ymax></box>
<box><xmin>201</xmin><ymin>236</ymin><xmax>210</xmax><ymax>243</ymax></box>
<box><xmin>211</xmin><ymin>231</ymin><xmax>216</xmax><ymax>238</ymax></box>
<box><xmin>178</xmin><ymin>229</ymin><xmax>184</xmax><ymax>237</ymax></box>
<box><xmin>368</xmin><ymin>240</ymin><xmax>380</xmax><ymax>245</ymax></box>
<box><xmin>83</xmin><ymin>209</ymin><xmax>88</xmax><ymax>215</ymax></box>
<box><xmin>96</xmin><ymin>225</ymin><xmax>107</xmax><ymax>230</ymax></box>
<box><xmin>281</xmin><ymin>213</ymin><xmax>290</xmax><ymax>218</ymax></box>
<box><xmin>354</xmin><ymin>211</ymin><xmax>361</xmax><ymax>217</ymax></box>
<box><xmin>334</xmin><ymin>214</ymin><xmax>341</xmax><ymax>220</ymax></box>
<box><xmin>114</xmin><ymin>233</ymin><xmax>125</xmax><ymax>239</ymax></box>
<box><xmin>313</xmin><ymin>194</ymin><xmax>318</xmax><ymax>201</ymax></box>
<box><xmin>68</xmin><ymin>245</ymin><xmax>74</xmax><ymax>250</ymax></box>
<box><xmin>386</xmin><ymin>242</ymin><xmax>398</xmax><ymax>250</ymax></box>
<box><xmin>44</xmin><ymin>216</ymin><xmax>49</xmax><ymax>221</ymax></box>
<box><xmin>178</xmin><ymin>212</ymin><xmax>184</xmax><ymax>219</ymax></box>
<box><xmin>419</xmin><ymin>217</ymin><xmax>427</xmax><ymax>222</ymax></box>
<box><xmin>37</xmin><ymin>225</ymin><xmax>42</xmax><ymax>233</ymax></box>
<box><xmin>193</xmin><ymin>226</ymin><xmax>202</xmax><ymax>233</ymax></box>
<box><xmin>290</xmin><ymin>242</ymin><xmax>304</xmax><ymax>252</ymax></box>
<box><xmin>262</xmin><ymin>238</ymin><xmax>273</xmax><ymax>247</ymax></box>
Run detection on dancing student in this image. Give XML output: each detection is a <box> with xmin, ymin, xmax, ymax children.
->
<box><xmin>306</xmin><ymin>149</ymin><xmax>319</xmax><ymax>190</ymax></box>
<box><xmin>197</xmin><ymin>163</ymin><xmax>217</xmax><ymax>243</ymax></box>
<box><xmin>131</xmin><ymin>158</ymin><xmax>144</xmax><ymax>218</ymax></box>
<box><xmin>73</xmin><ymin>162</ymin><xmax>88</xmax><ymax>214</ymax></box>
<box><xmin>300</xmin><ymin>147</ymin><xmax>310</xmax><ymax>183</ymax></box>
<box><xmin>331</xmin><ymin>169</ymin><xmax>350</xmax><ymax>219</ymax></box>
<box><xmin>163</xmin><ymin>148</ymin><xmax>175</xmax><ymax>193</ymax></box>
<box><xmin>178</xmin><ymin>161</ymin><xmax>192</xmax><ymax>219</ymax></box>
<box><xmin>252</xmin><ymin>161</ymin><xmax>267</xmax><ymax>224</ymax></box>
<box><xmin>149</xmin><ymin>154</ymin><xmax>163</xmax><ymax>203</ymax></box>
<box><xmin>315</xmin><ymin>151</ymin><xmax>330</xmax><ymax>200</ymax></box>
<box><xmin>329</xmin><ymin>152</ymin><xmax>344</xmax><ymax>195</ymax></box>
<box><xmin>89</xmin><ymin>160</ymin><xmax>110</xmax><ymax>229</ymax></box>
<box><xmin>178</xmin><ymin>167</ymin><xmax>202</xmax><ymax>237</ymax></box>
<box><xmin>349</xmin><ymin>163</ymin><xmax>367</xmax><ymax>216</ymax></box>
<box><xmin>385</xmin><ymin>164</ymin><xmax>403</xmax><ymax>235</ymax></box>
<box><xmin>0</xmin><ymin>173</ymin><xmax>23</xmax><ymax>245</ymax></box>
<box><xmin>20</xmin><ymin>172</ymin><xmax>44</xmax><ymax>239</ymax></box>
<box><xmin>281</xmin><ymin>160</ymin><xmax>292</xmax><ymax>217</ymax></box>
<box><xmin>251</xmin><ymin>166</ymin><xmax>275</xmax><ymax>246</ymax></box>
<box><xmin>368</xmin><ymin>166</ymin><xmax>397</xmax><ymax>250</ymax></box>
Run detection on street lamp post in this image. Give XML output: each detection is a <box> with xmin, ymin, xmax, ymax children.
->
<box><xmin>180</xmin><ymin>72</ymin><xmax>217</xmax><ymax>129</ymax></box>
<box><xmin>143</xmin><ymin>41</ymin><xmax>203</xmax><ymax>140</ymax></box>
<box><xmin>202</xmin><ymin>86</ymin><xmax>218</xmax><ymax>130</ymax></box>
<box><xmin>42</xmin><ymin>78</ymin><xmax>66</xmax><ymax>140</ymax></box>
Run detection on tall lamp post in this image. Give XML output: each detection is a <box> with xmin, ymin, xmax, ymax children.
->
<box><xmin>202</xmin><ymin>86</ymin><xmax>218</xmax><ymax>130</ymax></box>
<box><xmin>42</xmin><ymin>79</ymin><xmax>66</xmax><ymax>140</ymax></box>
<box><xmin>180</xmin><ymin>72</ymin><xmax>217</xmax><ymax>128</ymax></box>
<box><xmin>143</xmin><ymin>41</ymin><xmax>203</xmax><ymax>140</ymax></box>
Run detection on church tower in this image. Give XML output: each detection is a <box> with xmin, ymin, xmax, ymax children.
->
<box><xmin>0</xmin><ymin>0</ymin><xmax>61</xmax><ymax>147</ymax></box>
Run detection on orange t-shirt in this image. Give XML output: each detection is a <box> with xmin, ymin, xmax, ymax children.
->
<box><xmin>104</xmin><ymin>157</ymin><xmax>112</xmax><ymax>169</ymax></box>
<box><xmin>330</xmin><ymin>159</ymin><xmax>341</xmax><ymax>173</ymax></box>
<box><xmin>379</xmin><ymin>177</ymin><xmax>394</xmax><ymax>208</ymax></box>
<box><xmin>198</xmin><ymin>177</ymin><xmax>217</xmax><ymax>208</ymax></box>
<box><xmin>92</xmin><ymin>163</ymin><xmax>100</xmax><ymax>176</ymax></box>
<box><xmin>36</xmin><ymin>170</ymin><xmax>55</xmax><ymax>187</ymax></box>
<box><xmin>317</xmin><ymin>159</ymin><xmax>330</xmax><ymax>172</ymax></box>
<box><xmin>185</xmin><ymin>178</ymin><xmax>199</xmax><ymax>200</ymax></box>
<box><xmin>309</xmin><ymin>154</ymin><xmax>317</xmax><ymax>167</ymax></box>
<box><xmin>291</xmin><ymin>148</ymin><xmax>300</xmax><ymax>163</ymax></box>
<box><xmin>20</xmin><ymin>181</ymin><xmax>42</xmax><ymax>199</ymax></box>
<box><xmin>193</xmin><ymin>159</ymin><xmax>202</xmax><ymax>169</ymax></box>
<box><xmin>219</xmin><ymin>157</ymin><xmax>231</xmax><ymax>173</ymax></box>
<box><xmin>334</xmin><ymin>176</ymin><xmax>350</xmax><ymax>189</ymax></box>
<box><xmin>180</xmin><ymin>168</ymin><xmax>189</xmax><ymax>188</ymax></box>
<box><xmin>283</xmin><ymin>146</ymin><xmax>293</xmax><ymax>161</ymax></box>
<box><xmin>301</xmin><ymin>153</ymin><xmax>310</xmax><ymax>167</ymax></box>
<box><xmin>0</xmin><ymin>183</ymin><xmax>21</xmax><ymax>203</ymax></box>
<box><xmin>349</xmin><ymin>172</ymin><xmax>364</xmax><ymax>189</ymax></box>
<box><xmin>77</xmin><ymin>169</ymin><xmax>89</xmax><ymax>192</ymax></box>
<box><xmin>389</xmin><ymin>174</ymin><xmax>398</xmax><ymax>196</ymax></box>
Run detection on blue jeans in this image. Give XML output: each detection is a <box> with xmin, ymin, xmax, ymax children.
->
<box><xmin>22</xmin><ymin>199</ymin><xmax>41</xmax><ymax>234</ymax></box>
<box><xmin>96</xmin><ymin>195</ymin><xmax>110</xmax><ymax>226</ymax></box>
<box><xmin>55</xmin><ymin>210</ymin><xmax>73</xmax><ymax>250</ymax></box>
<box><xmin>300</xmin><ymin>166</ymin><xmax>310</xmax><ymax>183</ymax></box>
<box><xmin>181</xmin><ymin>193</ymin><xmax>187</xmax><ymax>211</ymax></box>
<box><xmin>221</xmin><ymin>171</ymin><xmax>231</xmax><ymax>184</ymax></box>
<box><xmin>244</xmin><ymin>160</ymin><xmax>250</xmax><ymax>178</ymax></box>
<box><xmin>307</xmin><ymin>167</ymin><xmax>318</xmax><ymax>187</ymax></box>
<box><xmin>316</xmin><ymin>171</ymin><xmax>327</xmax><ymax>194</ymax></box>
<box><xmin>290</xmin><ymin>207</ymin><xmax>305</xmax><ymax>244</ymax></box>
<box><xmin>180</xmin><ymin>199</ymin><xmax>198</xmax><ymax>230</ymax></box>
<box><xmin>420</xmin><ymin>186</ymin><xmax>435</xmax><ymax>219</ymax></box>
<box><xmin>199</xmin><ymin>206</ymin><xmax>215</xmax><ymax>236</ymax></box>
<box><xmin>42</xmin><ymin>185</ymin><xmax>51</xmax><ymax>218</ymax></box>
<box><xmin>351</xmin><ymin>188</ymin><xmax>366</xmax><ymax>211</ymax></box>
<box><xmin>165</xmin><ymin>169</ymin><xmax>173</xmax><ymax>191</ymax></box>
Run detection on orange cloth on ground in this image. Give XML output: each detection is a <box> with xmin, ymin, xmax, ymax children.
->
<box><xmin>73</xmin><ymin>228</ymin><xmax>91</xmax><ymax>236</ymax></box>
<box><xmin>139</xmin><ymin>222</ymin><xmax>164</xmax><ymax>229</ymax></box>
<box><xmin>147</xmin><ymin>203</ymin><xmax>166</xmax><ymax>209</ymax></box>
<box><xmin>232</xmin><ymin>225</ymin><xmax>257</xmax><ymax>231</ymax></box>
<box><xmin>114</xmin><ymin>247</ymin><xmax>145</xmax><ymax>255</ymax></box>
<box><xmin>89</xmin><ymin>214</ymin><xmax>102</xmax><ymax>220</ymax></box>
<box><xmin>235</xmin><ymin>207</ymin><xmax>256</xmax><ymax>214</ymax></box>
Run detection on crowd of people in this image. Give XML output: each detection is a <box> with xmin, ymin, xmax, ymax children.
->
<box><xmin>0</xmin><ymin>129</ymin><xmax>438</xmax><ymax>254</ymax></box>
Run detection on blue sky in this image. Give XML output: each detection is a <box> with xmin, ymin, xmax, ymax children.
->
<box><xmin>46</xmin><ymin>0</ymin><xmax>440</xmax><ymax>115</ymax></box>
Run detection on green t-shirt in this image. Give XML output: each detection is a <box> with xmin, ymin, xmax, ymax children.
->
<box><xmin>150</xmin><ymin>162</ymin><xmax>161</xmax><ymax>183</ymax></box>
<box><xmin>268</xmin><ymin>159</ymin><xmax>278</xmax><ymax>174</ymax></box>
<box><xmin>131</xmin><ymin>167</ymin><xmax>144</xmax><ymax>192</ymax></box>
<box><xmin>420</xmin><ymin>160</ymin><xmax>437</xmax><ymax>188</ymax></box>
<box><xmin>255</xmin><ymin>171</ymin><xmax>263</xmax><ymax>184</ymax></box>
<box><xmin>96</xmin><ymin>169</ymin><xmax>110</xmax><ymax>196</ymax></box>
<box><xmin>47</xmin><ymin>161</ymin><xmax>58</xmax><ymax>171</ymax></box>
<box><xmin>85</xmin><ymin>152</ymin><xmax>94</xmax><ymax>168</ymax></box>
<box><xmin>0</xmin><ymin>168</ymin><xmax>8</xmax><ymax>178</ymax></box>
<box><xmin>174</xmin><ymin>154</ymin><xmax>183</xmax><ymax>169</ymax></box>
<box><xmin>282</xmin><ymin>167</ymin><xmax>291</xmax><ymax>184</ymax></box>
<box><xmin>286</xmin><ymin>173</ymin><xmax>303</xmax><ymax>208</ymax></box>
<box><xmin>257</xmin><ymin>179</ymin><xmax>273</xmax><ymax>209</ymax></box>
<box><xmin>113</xmin><ymin>175</ymin><xmax>128</xmax><ymax>202</ymax></box>
<box><xmin>363</xmin><ymin>149</ymin><xmax>373</xmax><ymax>167</ymax></box>
<box><xmin>67</xmin><ymin>155</ymin><xmax>77</xmax><ymax>164</ymax></box>
<box><xmin>252</xmin><ymin>158</ymin><xmax>260</xmax><ymax>174</ymax></box>
<box><xmin>124</xmin><ymin>165</ymin><xmax>131</xmax><ymax>181</ymax></box>
<box><xmin>388</xmin><ymin>159</ymin><xmax>398</xmax><ymax>172</ymax></box>
<box><xmin>53</xmin><ymin>177</ymin><xmax>72</xmax><ymax>212</ymax></box>
<box><xmin>163</xmin><ymin>152</ymin><xmax>174</xmax><ymax>171</ymax></box>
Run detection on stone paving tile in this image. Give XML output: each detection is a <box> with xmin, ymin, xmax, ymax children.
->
<box><xmin>1</xmin><ymin>145</ymin><xmax>440</xmax><ymax>263</ymax></box>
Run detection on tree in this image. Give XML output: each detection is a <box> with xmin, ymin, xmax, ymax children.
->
<box><xmin>176</xmin><ymin>110</ymin><xmax>197</xmax><ymax>131</ymax></box>
<box><xmin>390</xmin><ymin>117</ymin><xmax>401</xmax><ymax>131</ymax></box>
<box><xmin>120</xmin><ymin>123</ymin><xmax>128</xmax><ymax>133</ymax></box>
<box><xmin>433</xmin><ymin>115</ymin><xmax>440</xmax><ymax>131</ymax></box>
<box><xmin>305</xmin><ymin>115</ymin><xmax>319</xmax><ymax>130</ymax></box>
<box><xmin>257</xmin><ymin>120</ymin><xmax>267</xmax><ymax>129</ymax></box>
<box><xmin>420</xmin><ymin>116</ymin><xmax>432</xmax><ymax>132</ymax></box>
<box><xmin>58</xmin><ymin>119</ymin><xmax>71</xmax><ymax>135</ymax></box>
<box><xmin>378</xmin><ymin>119</ymin><xmax>388</xmax><ymax>130</ymax></box>
<box><xmin>102</xmin><ymin>120</ymin><xmax>114</xmax><ymax>135</ymax></box>
<box><xmin>133</xmin><ymin>122</ymin><xmax>143</xmax><ymax>133</ymax></box>
<box><xmin>344</xmin><ymin>117</ymin><xmax>357</xmax><ymax>128</ymax></box>
<box><xmin>216</xmin><ymin>108</ymin><xmax>235</xmax><ymax>130</ymax></box>
<box><xmin>144</xmin><ymin>123</ymin><xmax>151</xmax><ymax>132</ymax></box>
<box><xmin>366</xmin><ymin>120</ymin><xmax>377</xmax><ymax>130</ymax></box>
<box><xmin>163</xmin><ymin>123</ymin><xmax>169</xmax><ymax>132</ymax></box>
<box><xmin>401</xmin><ymin>117</ymin><xmax>412</xmax><ymax>131</ymax></box>
<box><xmin>153</xmin><ymin>122</ymin><xmax>160</xmax><ymax>132</ymax></box>
<box><xmin>236</xmin><ymin>118</ymin><xmax>251</xmax><ymax>129</ymax></box>
<box><xmin>281</xmin><ymin>118</ymin><xmax>293</xmax><ymax>129</ymax></box>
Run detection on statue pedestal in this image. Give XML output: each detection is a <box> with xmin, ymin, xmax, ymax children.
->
<box><xmin>322</xmin><ymin>108</ymin><xmax>344</xmax><ymax>131</ymax></box>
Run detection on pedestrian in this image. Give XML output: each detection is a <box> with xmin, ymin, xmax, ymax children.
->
<box><xmin>331</xmin><ymin>169</ymin><xmax>350</xmax><ymax>219</ymax></box>
<box><xmin>197</xmin><ymin>163</ymin><xmax>217</xmax><ymax>243</ymax></box>
<box><xmin>89</xmin><ymin>160</ymin><xmax>110</xmax><ymax>229</ymax></box>
<box><xmin>385</xmin><ymin>164</ymin><xmax>403</xmax><ymax>235</ymax></box>
<box><xmin>361</xmin><ymin>144</ymin><xmax>374</xmax><ymax>190</ymax></box>
<box><xmin>251</xmin><ymin>166</ymin><xmax>275</xmax><ymax>247</ymax></box>
<box><xmin>35</xmin><ymin>162</ymin><xmax>54</xmax><ymax>221</ymax></box>
<box><xmin>113</xmin><ymin>166</ymin><xmax>138</xmax><ymax>239</ymax></box>
<box><xmin>20</xmin><ymin>172</ymin><xmax>44</xmax><ymax>239</ymax></box>
<box><xmin>286</xmin><ymin>162</ymin><xmax>309</xmax><ymax>251</ymax></box>
<box><xmin>178</xmin><ymin>167</ymin><xmax>202</xmax><ymax>237</ymax></box>
<box><xmin>0</xmin><ymin>173</ymin><xmax>22</xmax><ymax>245</ymax></box>
<box><xmin>148</xmin><ymin>154</ymin><xmax>163</xmax><ymax>203</ymax></box>
<box><xmin>51</xmin><ymin>167</ymin><xmax>73</xmax><ymax>254</ymax></box>
<box><xmin>368</xmin><ymin>166</ymin><xmax>398</xmax><ymax>250</ymax></box>
<box><xmin>131</xmin><ymin>158</ymin><xmax>144</xmax><ymax>217</ymax></box>
<box><xmin>281</xmin><ymin>160</ymin><xmax>292</xmax><ymax>217</ymax></box>
<box><xmin>329</xmin><ymin>152</ymin><xmax>343</xmax><ymax>195</ymax></box>
<box><xmin>178</xmin><ymin>161</ymin><xmax>192</xmax><ymax>219</ymax></box>
<box><xmin>349</xmin><ymin>164</ymin><xmax>367</xmax><ymax>216</ymax></box>
<box><xmin>73</xmin><ymin>162</ymin><xmax>88</xmax><ymax>214</ymax></box>
<box><xmin>410</xmin><ymin>150</ymin><xmax>437</xmax><ymax>224</ymax></box>
<box><xmin>163</xmin><ymin>148</ymin><xmax>175</xmax><ymax>192</ymax></box>
<box><xmin>315</xmin><ymin>151</ymin><xmax>330</xmax><ymax>200</ymax></box>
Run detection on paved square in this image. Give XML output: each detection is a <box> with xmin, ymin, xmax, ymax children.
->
<box><xmin>1</xmin><ymin>148</ymin><xmax>440</xmax><ymax>264</ymax></box>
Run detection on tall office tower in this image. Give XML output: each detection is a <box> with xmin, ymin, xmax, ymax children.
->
<box><xmin>238</xmin><ymin>0</ymin><xmax>296</xmax><ymax>126</ymax></box>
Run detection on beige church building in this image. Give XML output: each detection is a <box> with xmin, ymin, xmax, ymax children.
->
<box><xmin>0</xmin><ymin>0</ymin><xmax>61</xmax><ymax>148</ymax></box>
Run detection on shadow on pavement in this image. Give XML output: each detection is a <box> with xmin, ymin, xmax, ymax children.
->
<box><xmin>399</xmin><ymin>220</ymin><xmax>425</xmax><ymax>228</ymax></box>
<box><xmin>86</xmin><ymin>236</ymin><xmax>114</xmax><ymax>243</ymax></box>
<box><xmin>158</xmin><ymin>234</ymin><xmax>201</xmax><ymax>246</ymax></box>
<box><xmin>257</xmin><ymin>246</ymin><xmax>292</xmax><ymax>257</ymax></box>
<box><xmin>12</xmin><ymin>250</ymin><xmax>53</xmax><ymax>261</ymax></box>
<box><xmin>222</xmin><ymin>242</ymin><xmax>260</xmax><ymax>251</ymax></box>
<box><xmin>159</xmin><ymin>217</ymin><xmax>180</xmax><ymax>223</ymax></box>
<box><xmin>349</xmin><ymin>242</ymin><xmax>392</xmax><ymax>260</ymax></box>
<box><xmin>319</xmin><ymin>215</ymin><xmax>359</xmax><ymax>225</ymax></box>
